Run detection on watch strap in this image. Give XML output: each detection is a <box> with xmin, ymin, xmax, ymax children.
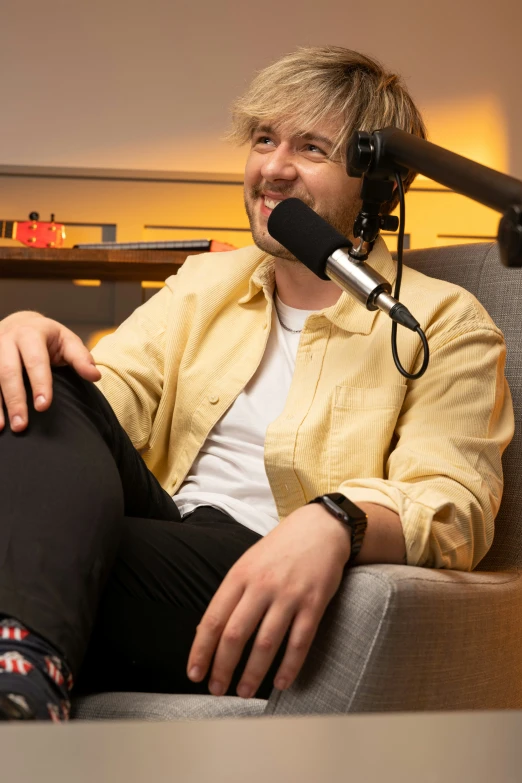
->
<box><xmin>309</xmin><ymin>493</ymin><xmax>367</xmax><ymax>565</ymax></box>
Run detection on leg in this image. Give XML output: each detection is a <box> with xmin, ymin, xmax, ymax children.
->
<box><xmin>0</xmin><ymin>366</ymin><xmax>180</xmax><ymax>675</ymax></box>
<box><xmin>77</xmin><ymin>507</ymin><xmax>284</xmax><ymax>699</ymax></box>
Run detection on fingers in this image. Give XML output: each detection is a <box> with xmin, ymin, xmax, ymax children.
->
<box><xmin>61</xmin><ymin>337</ymin><xmax>101</xmax><ymax>382</ymax></box>
<box><xmin>0</xmin><ymin>317</ymin><xmax>101</xmax><ymax>433</ymax></box>
<box><xmin>232</xmin><ymin>601</ymin><xmax>296</xmax><ymax>699</ymax></box>
<box><xmin>189</xmin><ymin>581</ymin><xmax>319</xmax><ymax>699</ymax></box>
<box><xmin>187</xmin><ymin>579</ymin><xmax>246</xmax><ymax>686</ymax></box>
<box><xmin>0</xmin><ymin>338</ymin><xmax>29</xmax><ymax>432</ymax></box>
<box><xmin>206</xmin><ymin>591</ymin><xmax>274</xmax><ymax>697</ymax></box>
<box><xmin>16</xmin><ymin>329</ymin><xmax>54</xmax><ymax>415</ymax></box>
<box><xmin>196</xmin><ymin>593</ymin><xmax>319</xmax><ymax>699</ymax></box>
<box><xmin>229</xmin><ymin>602</ymin><xmax>319</xmax><ymax>698</ymax></box>
<box><xmin>272</xmin><ymin>611</ymin><xmax>320</xmax><ymax>692</ymax></box>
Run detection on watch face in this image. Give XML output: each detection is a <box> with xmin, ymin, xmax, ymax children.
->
<box><xmin>327</xmin><ymin>493</ymin><xmax>367</xmax><ymax>520</ymax></box>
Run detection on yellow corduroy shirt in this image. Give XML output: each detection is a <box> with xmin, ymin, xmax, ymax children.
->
<box><xmin>92</xmin><ymin>237</ymin><xmax>514</xmax><ymax>572</ymax></box>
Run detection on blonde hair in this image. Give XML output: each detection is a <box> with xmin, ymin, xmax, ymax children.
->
<box><xmin>228</xmin><ymin>46</ymin><xmax>427</xmax><ymax>213</ymax></box>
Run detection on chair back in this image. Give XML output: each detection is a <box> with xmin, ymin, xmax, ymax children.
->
<box><xmin>402</xmin><ymin>243</ymin><xmax>522</xmax><ymax>571</ymax></box>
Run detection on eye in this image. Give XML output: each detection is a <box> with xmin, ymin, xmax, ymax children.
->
<box><xmin>252</xmin><ymin>135</ymin><xmax>275</xmax><ymax>149</ymax></box>
<box><xmin>304</xmin><ymin>143</ymin><xmax>327</xmax><ymax>156</ymax></box>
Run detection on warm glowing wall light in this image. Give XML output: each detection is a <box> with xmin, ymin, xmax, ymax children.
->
<box><xmin>141</xmin><ymin>281</ymin><xmax>165</xmax><ymax>289</ymax></box>
<box><xmin>423</xmin><ymin>94</ymin><xmax>508</xmax><ymax>173</ymax></box>
<box><xmin>72</xmin><ymin>279</ymin><xmax>101</xmax><ymax>287</ymax></box>
<box><xmin>397</xmin><ymin>94</ymin><xmax>509</xmax><ymax>249</ymax></box>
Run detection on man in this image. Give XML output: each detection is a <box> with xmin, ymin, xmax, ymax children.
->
<box><xmin>0</xmin><ymin>47</ymin><xmax>513</xmax><ymax>721</ymax></box>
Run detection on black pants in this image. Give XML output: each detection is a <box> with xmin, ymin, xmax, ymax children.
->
<box><xmin>0</xmin><ymin>367</ymin><xmax>279</xmax><ymax>698</ymax></box>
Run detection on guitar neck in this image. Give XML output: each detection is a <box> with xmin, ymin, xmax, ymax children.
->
<box><xmin>0</xmin><ymin>221</ymin><xmax>16</xmax><ymax>240</ymax></box>
<box><xmin>74</xmin><ymin>239</ymin><xmax>212</xmax><ymax>251</ymax></box>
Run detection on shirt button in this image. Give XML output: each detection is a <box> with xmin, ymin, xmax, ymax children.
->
<box><xmin>263</xmin><ymin>321</ymin><xmax>268</xmax><ymax>329</ymax></box>
<box><xmin>208</xmin><ymin>393</ymin><xmax>219</xmax><ymax>404</ymax></box>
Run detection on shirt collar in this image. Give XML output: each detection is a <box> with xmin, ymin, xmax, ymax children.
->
<box><xmin>238</xmin><ymin>251</ymin><xmax>276</xmax><ymax>304</ymax></box>
<box><xmin>238</xmin><ymin>236</ymin><xmax>397</xmax><ymax>336</ymax></box>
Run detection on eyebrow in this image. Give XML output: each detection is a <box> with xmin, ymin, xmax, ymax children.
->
<box><xmin>252</xmin><ymin>124</ymin><xmax>276</xmax><ymax>139</ymax></box>
<box><xmin>299</xmin><ymin>131</ymin><xmax>335</xmax><ymax>149</ymax></box>
<box><xmin>252</xmin><ymin>124</ymin><xmax>335</xmax><ymax>150</ymax></box>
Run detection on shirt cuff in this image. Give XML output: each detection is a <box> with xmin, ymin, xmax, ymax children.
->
<box><xmin>336</xmin><ymin>480</ymin><xmax>456</xmax><ymax>568</ymax></box>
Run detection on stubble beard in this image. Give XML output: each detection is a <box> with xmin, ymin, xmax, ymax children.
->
<box><xmin>244</xmin><ymin>184</ymin><xmax>361</xmax><ymax>264</ymax></box>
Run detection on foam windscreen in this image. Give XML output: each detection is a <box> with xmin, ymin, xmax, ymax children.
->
<box><xmin>267</xmin><ymin>198</ymin><xmax>352</xmax><ymax>280</ymax></box>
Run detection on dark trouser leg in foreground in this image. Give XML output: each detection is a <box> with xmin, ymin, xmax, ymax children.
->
<box><xmin>0</xmin><ymin>366</ymin><xmax>179</xmax><ymax>674</ymax></box>
<box><xmin>0</xmin><ymin>367</ymin><xmax>279</xmax><ymax>706</ymax></box>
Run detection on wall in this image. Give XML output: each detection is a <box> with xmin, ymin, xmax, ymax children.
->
<box><xmin>2</xmin><ymin>0</ymin><xmax>520</xmax><ymax>176</ymax></box>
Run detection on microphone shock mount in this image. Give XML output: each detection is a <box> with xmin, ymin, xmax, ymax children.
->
<box><xmin>350</xmin><ymin>177</ymin><xmax>400</xmax><ymax>260</ymax></box>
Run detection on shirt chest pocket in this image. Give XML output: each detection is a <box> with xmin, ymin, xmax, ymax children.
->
<box><xmin>328</xmin><ymin>385</ymin><xmax>407</xmax><ymax>486</ymax></box>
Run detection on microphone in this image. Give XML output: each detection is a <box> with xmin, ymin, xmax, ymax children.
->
<box><xmin>267</xmin><ymin>198</ymin><xmax>419</xmax><ymax>331</ymax></box>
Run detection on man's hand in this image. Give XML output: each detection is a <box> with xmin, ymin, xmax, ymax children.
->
<box><xmin>186</xmin><ymin>503</ymin><xmax>352</xmax><ymax>699</ymax></box>
<box><xmin>0</xmin><ymin>311</ymin><xmax>101</xmax><ymax>432</ymax></box>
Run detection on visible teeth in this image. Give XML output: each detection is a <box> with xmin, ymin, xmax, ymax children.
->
<box><xmin>264</xmin><ymin>197</ymin><xmax>282</xmax><ymax>210</ymax></box>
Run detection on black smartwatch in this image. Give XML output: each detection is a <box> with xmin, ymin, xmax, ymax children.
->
<box><xmin>309</xmin><ymin>493</ymin><xmax>367</xmax><ymax>565</ymax></box>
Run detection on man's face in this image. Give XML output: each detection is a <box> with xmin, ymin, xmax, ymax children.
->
<box><xmin>243</xmin><ymin>120</ymin><xmax>362</xmax><ymax>262</ymax></box>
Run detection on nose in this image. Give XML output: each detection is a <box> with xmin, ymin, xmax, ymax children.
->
<box><xmin>260</xmin><ymin>142</ymin><xmax>297</xmax><ymax>183</ymax></box>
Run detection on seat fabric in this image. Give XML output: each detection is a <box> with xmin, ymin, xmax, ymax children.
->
<box><xmin>72</xmin><ymin>692</ymin><xmax>266</xmax><ymax>721</ymax></box>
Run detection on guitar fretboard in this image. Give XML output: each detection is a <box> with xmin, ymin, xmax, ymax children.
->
<box><xmin>0</xmin><ymin>221</ymin><xmax>15</xmax><ymax>240</ymax></box>
<box><xmin>74</xmin><ymin>239</ymin><xmax>212</xmax><ymax>251</ymax></box>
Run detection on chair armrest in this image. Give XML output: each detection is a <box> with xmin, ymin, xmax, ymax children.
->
<box><xmin>265</xmin><ymin>565</ymin><xmax>522</xmax><ymax>715</ymax></box>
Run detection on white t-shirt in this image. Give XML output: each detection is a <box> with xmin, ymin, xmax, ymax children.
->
<box><xmin>173</xmin><ymin>295</ymin><xmax>317</xmax><ymax>535</ymax></box>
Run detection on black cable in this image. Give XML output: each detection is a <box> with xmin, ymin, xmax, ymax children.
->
<box><xmin>391</xmin><ymin>173</ymin><xmax>430</xmax><ymax>379</ymax></box>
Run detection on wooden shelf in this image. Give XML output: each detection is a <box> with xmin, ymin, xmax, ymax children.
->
<box><xmin>0</xmin><ymin>247</ymin><xmax>193</xmax><ymax>282</ymax></box>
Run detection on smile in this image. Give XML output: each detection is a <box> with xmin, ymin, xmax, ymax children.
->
<box><xmin>263</xmin><ymin>196</ymin><xmax>283</xmax><ymax>210</ymax></box>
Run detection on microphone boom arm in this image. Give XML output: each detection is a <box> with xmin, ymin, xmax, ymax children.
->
<box><xmin>347</xmin><ymin>127</ymin><xmax>522</xmax><ymax>266</ymax></box>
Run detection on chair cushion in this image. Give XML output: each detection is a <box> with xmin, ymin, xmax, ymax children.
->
<box><xmin>72</xmin><ymin>692</ymin><xmax>266</xmax><ymax>721</ymax></box>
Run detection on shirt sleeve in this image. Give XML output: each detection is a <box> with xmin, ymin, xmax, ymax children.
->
<box><xmin>90</xmin><ymin>281</ymin><xmax>173</xmax><ymax>451</ymax></box>
<box><xmin>337</xmin><ymin>324</ymin><xmax>514</xmax><ymax>571</ymax></box>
